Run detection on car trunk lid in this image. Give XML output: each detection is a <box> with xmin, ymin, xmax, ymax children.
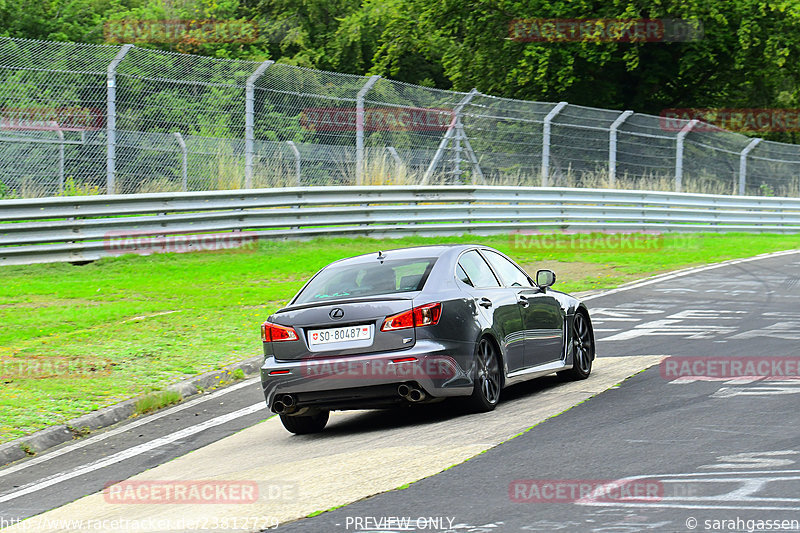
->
<box><xmin>268</xmin><ymin>296</ymin><xmax>416</xmax><ymax>360</ymax></box>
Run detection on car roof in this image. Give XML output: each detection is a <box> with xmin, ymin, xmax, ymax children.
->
<box><xmin>329</xmin><ymin>244</ymin><xmax>485</xmax><ymax>266</ymax></box>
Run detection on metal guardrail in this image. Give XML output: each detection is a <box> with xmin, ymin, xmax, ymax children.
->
<box><xmin>2</xmin><ymin>186</ymin><xmax>800</xmax><ymax>266</ymax></box>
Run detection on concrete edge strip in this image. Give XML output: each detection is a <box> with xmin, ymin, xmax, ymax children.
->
<box><xmin>290</xmin><ymin>356</ymin><xmax>668</xmax><ymax>525</ymax></box>
<box><xmin>4</xmin><ymin>356</ymin><xmax>665</xmax><ymax>528</ymax></box>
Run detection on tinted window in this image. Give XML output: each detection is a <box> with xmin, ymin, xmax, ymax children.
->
<box><xmin>294</xmin><ymin>258</ymin><xmax>436</xmax><ymax>304</ymax></box>
<box><xmin>483</xmin><ymin>250</ymin><xmax>533</xmax><ymax>288</ymax></box>
<box><xmin>458</xmin><ymin>250</ymin><xmax>500</xmax><ymax>288</ymax></box>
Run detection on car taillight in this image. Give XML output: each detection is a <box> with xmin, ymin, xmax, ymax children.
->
<box><xmin>381</xmin><ymin>303</ymin><xmax>442</xmax><ymax>331</ymax></box>
<box><xmin>261</xmin><ymin>322</ymin><xmax>299</xmax><ymax>342</ymax></box>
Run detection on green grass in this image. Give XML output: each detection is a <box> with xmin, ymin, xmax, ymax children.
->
<box><xmin>1</xmin><ymin>232</ymin><xmax>798</xmax><ymax>443</ymax></box>
<box><xmin>133</xmin><ymin>390</ymin><xmax>183</xmax><ymax>416</ymax></box>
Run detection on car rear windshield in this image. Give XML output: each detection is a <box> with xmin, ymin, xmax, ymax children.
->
<box><xmin>293</xmin><ymin>257</ymin><xmax>437</xmax><ymax>304</ymax></box>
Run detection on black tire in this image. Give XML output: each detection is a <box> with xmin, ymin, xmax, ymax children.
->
<box><xmin>558</xmin><ymin>311</ymin><xmax>594</xmax><ymax>381</ymax></box>
<box><xmin>279</xmin><ymin>410</ymin><xmax>329</xmax><ymax>434</ymax></box>
<box><xmin>466</xmin><ymin>337</ymin><xmax>502</xmax><ymax>412</ymax></box>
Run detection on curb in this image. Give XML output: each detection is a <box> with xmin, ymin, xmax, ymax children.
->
<box><xmin>0</xmin><ymin>356</ymin><xmax>263</xmax><ymax>467</ymax></box>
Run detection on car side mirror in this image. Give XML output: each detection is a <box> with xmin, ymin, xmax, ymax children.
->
<box><xmin>535</xmin><ymin>269</ymin><xmax>556</xmax><ymax>290</ymax></box>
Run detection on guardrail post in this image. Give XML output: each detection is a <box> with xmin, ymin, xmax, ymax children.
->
<box><xmin>173</xmin><ymin>132</ymin><xmax>188</xmax><ymax>192</ymax></box>
<box><xmin>738</xmin><ymin>138</ymin><xmax>762</xmax><ymax>196</ymax></box>
<box><xmin>106</xmin><ymin>44</ymin><xmax>133</xmax><ymax>195</ymax></box>
<box><xmin>422</xmin><ymin>88</ymin><xmax>479</xmax><ymax>184</ymax></box>
<box><xmin>286</xmin><ymin>141</ymin><xmax>301</xmax><ymax>186</ymax></box>
<box><xmin>355</xmin><ymin>75</ymin><xmax>381</xmax><ymax>185</ymax></box>
<box><xmin>675</xmin><ymin>119</ymin><xmax>698</xmax><ymax>192</ymax></box>
<box><xmin>245</xmin><ymin>60</ymin><xmax>274</xmax><ymax>189</ymax></box>
<box><xmin>608</xmin><ymin>110</ymin><xmax>633</xmax><ymax>187</ymax></box>
<box><xmin>541</xmin><ymin>101</ymin><xmax>567</xmax><ymax>187</ymax></box>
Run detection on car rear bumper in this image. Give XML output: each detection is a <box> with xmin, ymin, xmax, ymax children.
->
<box><xmin>260</xmin><ymin>339</ymin><xmax>474</xmax><ymax>412</ymax></box>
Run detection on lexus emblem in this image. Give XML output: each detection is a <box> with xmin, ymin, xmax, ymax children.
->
<box><xmin>329</xmin><ymin>308</ymin><xmax>345</xmax><ymax>320</ymax></box>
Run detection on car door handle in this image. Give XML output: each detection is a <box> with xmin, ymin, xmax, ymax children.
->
<box><xmin>517</xmin><ymin>295</ymin><xmax>529</xmax><ymax>307</ymax></box>
<box><xmin>478</xmin><ymin>297</ymin><xmax>493</xmax><ymax>308</ymax></box>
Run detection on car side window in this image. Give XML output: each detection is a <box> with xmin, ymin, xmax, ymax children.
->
<box><xmin>458</xmin><ymin>250</ymin><xmax>500</xmax><ymax>288</ymax></box>
<box><xmin>482</xmin><ymin>250</ymin><xmax>533</xmax><ymax>288</ymax></box>
<box><xmin>456</xmin><ymin>264</ymin><xmax>473</xmax><ymax>286</ymax></box>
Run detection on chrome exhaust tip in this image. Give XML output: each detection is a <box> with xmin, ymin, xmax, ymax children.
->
<box><xmin>408</xmin><ymin>389</ymin><xmax>425</xmax><ymax>402</ymax></box>
<box><xmin>273</xmin><ymin>401</ymin><xmax>286</xmax><ymax>414</ymax></box>
<box><xmin>281</xmin><ymin>394</ymin><xmax>296</xmax><ymax>407</ymax></box>
<box><xmin>397</xmin><ymin>384</ymin><xmax>411</xmax><ymax>397</ymax></box>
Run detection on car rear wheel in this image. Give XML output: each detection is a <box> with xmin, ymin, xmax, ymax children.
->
<box><xmin>466</xmin><ymin>337</ymin><xmax>501</xmax><ymax>412</ymax></box>
<box><xmin>559</xmin><ymin>311</ymin><xmax>594</xmax><ymax>381</ymax></box>
<box><xmin>279</xmin><ymin>410</ymin><xmax>329</xmax><ymax>434</ymax></box>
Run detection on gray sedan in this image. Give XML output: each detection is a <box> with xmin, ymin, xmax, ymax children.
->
<box><xmin>260</xmin><ymin>244</ymin><xmax>595</xmax><ymax>434</ymax></box>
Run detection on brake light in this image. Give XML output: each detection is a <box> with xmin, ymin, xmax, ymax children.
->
<box><xmin>381</xmin><ymin>303</ymin><xmax>442</xmax><ymax>331</ymax></box>
<box><xmin>261</xmin><ymin>322</ymin><xmax>299</xmax><ymax>342</ymax></box>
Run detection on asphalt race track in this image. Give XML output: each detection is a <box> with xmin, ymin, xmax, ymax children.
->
<box><xmin>2</xmin><ymin>249</ymin><xmax>799</xmax><ymax>532</ymax></box>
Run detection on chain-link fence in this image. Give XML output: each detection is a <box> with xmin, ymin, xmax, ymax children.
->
<box><xmin>2</xmin><ymin>35</ymin><xmax>799</xmax><ymax>199</ymax></box>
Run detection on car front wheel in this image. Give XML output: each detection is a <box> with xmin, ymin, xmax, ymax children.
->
<box><xmin>559</xmin><ymin>311</ymin><xmax>594</xmax><ymax>381</ymax></box>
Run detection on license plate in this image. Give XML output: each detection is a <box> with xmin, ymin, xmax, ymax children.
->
<box><xmin>308</xmin><ymin>325</ymin><xmax>373</xmax><ymax>346</ymax></box>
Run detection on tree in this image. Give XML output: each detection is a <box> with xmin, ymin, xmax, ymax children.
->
<box><xmin>371</xmin><ymin>0</ymin><xmax>800</xmax><ymax>127</ymax></box>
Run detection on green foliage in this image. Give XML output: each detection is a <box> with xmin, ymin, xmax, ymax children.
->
<box><xmin>2</xmin><ymin>0</ymin><xmax>800</xmax><ymax>142</ymax></box>
<box><xmin>62</xmin><ymin>176</ymin><xmax>102</xmax><ymax>196</ymax></box>
<box><xmin>134</xmin><ymin>390</ymin><xmax>182</xmax><ymax>415</ymax></box>
<box><xmin>371</xmin><ymin>1</ymin><xmax>800</xmax><ymax>120</ymax></box>
<box><xmin>0</xmin><ymin>0</ymin><xmax>126</xmax><ymax>42</ymax></box>
<box><xmin>19</xmin><ymin>442</ymin><xmax>35</xmax><ymax>456</ymax></box>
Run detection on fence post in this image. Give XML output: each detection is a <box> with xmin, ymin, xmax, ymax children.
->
<box><xmin>608</xmin><ymin>110</ymin><xmax>633</xmax><ymax>187</ymax></box>
<box><xmin>173</xmin><ymin>132</ymin><xmax>188</xmax><ymax>192</ymax></box>
<box><xmin>51</xmin><ymin>123</ymin><xmax>65</xmax><ymax>194</ymax></box>
<box><xmin>674</xmin><ymin>119</ymin><xmax>698</xmax><ymax>192</ymax></box>
<box><xmin>422</xmin><ymin>88</ymin><xmax>479</xmax><ymax>184</ymax></box>
<box><xmin>286</xmin><ymin>141</ymin><xmax>301</xmax><ymax>186</ymax></box>
<box><xmin>356</xmin><ymin>75</ymin><xmax>380</xmax><ymax>185</ymax></box>
<box><xmin>106</xmin><ymin>44</ymin><xmax>133</xmax><ymax>195</ymax></box>
<box><xmin>245</xmin><ymin>60</ymin><xmax>274</xmax><ymax>189</ymax></box>
<box><xmin>738</xmin><ymin>138</ymin><xmax>762</xmax><ymax>196</ymax></box>
<box><xmin>541</xmin><ymin>101</ymin><xmax>567</xmax><ymax>187</ymax></box>
<box><xmin>386</xmin><ymin>146</ymin><xmax>403</xmax><ymax>167</ymax></box>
